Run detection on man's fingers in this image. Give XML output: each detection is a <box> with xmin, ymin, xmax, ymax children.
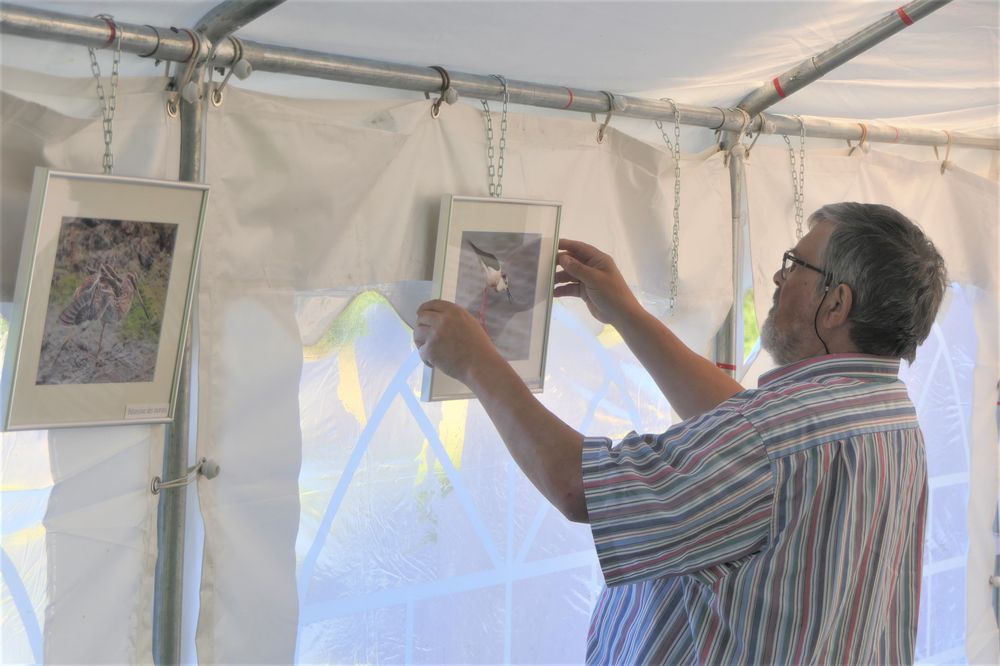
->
<box><xmin>553</xmin><ymin>283</ymin><xmax>583</xmax><ymax>299</ymax></box>
<box><xmin>416</xmin><ymin>342</ymin><xmax>433</xmax><ymax>367</ymax></box>
<box><xmin>557</xmin><ymin>251</ymin><xmax>599</xmax><ymax>282</ymax></box>
<box><xmin>413</xmin><ymin>324</ymin><xmax>428</xmax><ymax>347</ymax></box>
<box><xmin>553</xmin><ymin>269</ymin><xmax>578</xmax><ymax>285</ymax></box>
<box><xmin>558</xmin><ymin>238</ymin><xmax>603</xmax><ymax>261</ymax></box>
<box><xmin>416</xmin><ymin>299</ymin><xmax>454</xmax><ymax>316</ymax></box>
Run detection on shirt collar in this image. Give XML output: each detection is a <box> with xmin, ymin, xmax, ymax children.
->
<box><xmin>759</xmin><ymin>353</ymin><xmax>902</xmax><ymax>388</ymax></box>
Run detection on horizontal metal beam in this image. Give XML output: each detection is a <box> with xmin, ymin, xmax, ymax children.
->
<box><xmin>1</xmin><ymin>2</ymin><xmax>996</xmax><ymax>151</ymax></box>
<box><xmin>0</xmin><ymin>5</ymin><xmax>196</xmax><ymax>62</ymax></box>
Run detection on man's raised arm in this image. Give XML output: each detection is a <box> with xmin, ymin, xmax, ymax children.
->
<box><xmin>554</xmin><ymin>239</ymin><xmax>743</xmax><ymax>419</ymax></box>
<box><xmin>414</xmin><ymin>300</ymin><xmax>589</xmax><ymax>523</ymax></box>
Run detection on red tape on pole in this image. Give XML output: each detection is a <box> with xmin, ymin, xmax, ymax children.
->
<box><xmin>772</xmin><ymin>77</ymin><xmax>787</xmax><ymax>99</ymax></box>
<box><xmin>716</xmin><ymin>362</ymin><xmax>737</xmax><ymax>371</ymax></box>
<box><xmin>182</xmin><ymin>28</ymin><xmax>197</xmax><ymax>59</ymax></box>
<box><xmin>896</xmin><ymin>7</ymin><xmax>914</xmax><ymax>25</ymax></box>
<box><xmin>562</xmin><ymin>87</ymin><xmax>574</xmax><ymax>110</ymax></box>
<box><xmin>101</xmin><ymin>17</ymin><xmax>116</xmax><ymax>46</ymax></box>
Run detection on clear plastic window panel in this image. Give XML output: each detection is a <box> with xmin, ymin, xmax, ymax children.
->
<box><xmin>292</xmin><ymin>283</ymin><xmax>982</xmax><ymax>664</ymax></box>
<box><xmin>0</xmin><ymin>313</ymin><xmax>51</xmax><ymax>665</ymax></box>
<box><xmin>903</xmin><ymin>284</ymin><xmax>978</xmax><ymax>665</ymax></box>
<box><xmin>293</xmin><ymin>292</ymin><xmax>672</xmax><ymax>664</ymax></box>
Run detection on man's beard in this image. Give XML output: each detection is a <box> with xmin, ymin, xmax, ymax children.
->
<box><xmin>760</xmin><ymin>292</ymin><xmax>809</xmax><ymax>366</ymax></box>
<box><xmin>761</xmin><ymin>313</ymin><xmax>795</xmax><ymax>366</ymax></box>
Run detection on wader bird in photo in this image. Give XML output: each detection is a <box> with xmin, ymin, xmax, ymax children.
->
<box><xmin>467</xmin><ymin>240</ymin><xmax>512</xmax><ymax>326</ymax></box>
<box><xmin>53</xmin><ymin>262</ymin><xmax>150</xmax><ymax>364</ymax></box>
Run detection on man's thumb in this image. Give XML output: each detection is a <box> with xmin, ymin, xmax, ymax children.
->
<box><xmin>558</xmin><ymin>253</ymin><xmax>597</xmax><ymax>282</ymax></box>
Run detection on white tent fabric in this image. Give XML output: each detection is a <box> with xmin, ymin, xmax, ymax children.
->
<box><xmin>194</xmin><ymin>88</ymin><xmax>735</xmax><ymax>663</ymax></box>
<box><xmin>1</xmin><ymin>70</ymin><xmax>176</xmax><ymax>665</ymax></box>
<box><xmin>1</xmin><ymin>1</ymin><xmax>998</xmax><ymax>664</ymax></box>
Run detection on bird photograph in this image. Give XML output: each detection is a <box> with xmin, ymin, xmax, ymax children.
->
<box><xmin>456</xmin><ymin>231</ymin><xmax>542</xmax><ymax>361</ymax></box>
<box><xmin>36</xmin><ymin>216</ymin><xmax>177</xmax><ymax>385</ymax></box>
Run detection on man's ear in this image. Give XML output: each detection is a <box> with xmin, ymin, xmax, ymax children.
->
<box><xmin>823</xmin><ymin>283</ymin><xmax>853</xmax><ymax>328</ymax></box>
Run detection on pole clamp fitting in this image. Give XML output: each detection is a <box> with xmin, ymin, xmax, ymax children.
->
<box><xmin>151</xmin><ymin>457</ymin><xmax>220</xmax><ymax>494</ymax></box>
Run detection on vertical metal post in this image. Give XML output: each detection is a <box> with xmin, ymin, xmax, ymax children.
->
<box><xmin>153</xmin><ymin>354</ymin><xmax>194</xmax><ymax>664</ymax></box>
<box><xmin>714</xmin><ymin>148</ymin><xmax>746</xmax><ymax>378</ymax></box>
<box><xmin>153</xmin><ymin>3</ymin><xmax>281</xmax><ymax>660</ymax></box>
<box><xmin>152</xmin><ymin>82</ymin><xmax>205</xmax><ymax>665</ymax></box>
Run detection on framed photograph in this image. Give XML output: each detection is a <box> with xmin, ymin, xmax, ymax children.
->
<box><xmin>422</xmin><ymin>195</ymin><xmax>561</xmax><ymax>401</ymax></box>
<box><xmin>1</xmin><ymin>168</ymin><xmax>209</xmax><ymax>430</ymax></box>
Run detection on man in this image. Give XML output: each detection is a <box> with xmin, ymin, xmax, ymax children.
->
<box><xmin>413</xmin><ymin>202</ymin><xmax>946</xmax><ymax>664</ymax></box>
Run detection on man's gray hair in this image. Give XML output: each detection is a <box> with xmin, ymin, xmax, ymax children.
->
<box><xmin>811</xmin><ymin>202</ymin><xmax>947</xmax><ymax>362</ymax></box>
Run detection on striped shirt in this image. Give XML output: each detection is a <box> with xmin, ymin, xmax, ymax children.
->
<box><xmin>582</xmin><ymin>354</ymin><xmax>927</xmax><ymax>665</ymax></box>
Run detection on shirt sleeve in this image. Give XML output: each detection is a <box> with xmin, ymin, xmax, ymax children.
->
<box><xmin>582</xmin><ymin>404</ymin><xmax>774</xmax><ymax>586</ymax></box>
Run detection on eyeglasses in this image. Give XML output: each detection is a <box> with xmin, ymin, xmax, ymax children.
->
<box><xmin>781</xmin><ymin>251</ymin><xmax>831</xmax><ymax>284</ymax></box>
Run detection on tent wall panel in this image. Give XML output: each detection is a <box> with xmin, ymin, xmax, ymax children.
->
<box><xmin>0</xmin><ymin>62</ymin><xmax>996</xmax><ymax>663</ymax></box>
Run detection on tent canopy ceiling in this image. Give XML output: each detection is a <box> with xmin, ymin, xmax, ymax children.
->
<box><xmin>4</xmin><ymin>1</ymin><xmax>997</xmax><ymax>133</ymax></box>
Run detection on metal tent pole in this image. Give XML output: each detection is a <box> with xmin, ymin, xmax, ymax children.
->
<box><xmin>192</xmin><ymin>0</ymin><xmax>287</xmax><ymax>44</ymax></box>
<box><xmin>738</xmin><ymin>0</ymin><xmax>955</xmax><ymax>115</ymax></box>
<box><xmin>0</xmin><ymin>3</ymin><xmax>995</xmax><ymax>151</ymax></box>
<box><xmin>714</xmin><ymin>0</ymin><xmax>956</xmax><ymax>378</ymax></box>
<box><xmin>151</xmin><ymin>5</ymin><xmax>286</xmax><ymax>663</ymax></box>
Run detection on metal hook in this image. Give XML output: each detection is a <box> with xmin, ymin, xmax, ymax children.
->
<box><xmin>141</xmin><ymin>24</ymin><xmax>162</xmax><ymax>58</ymax></box>
<box><xmin>428</xmin><ymin>65</ymin><xmax>458</xmax><ymax>119</ymax></box>
<box><xmin>940</xmin><ymin>130</ymin><xmax>952</xmax><ymax>174</ymax></box>
<box><xmin>849</xmin><ymin>122</ymin><xmax>868</xmax><ymax>156</ymax></box>
<box><xmin>597</xmin><ymin>91</ymin><xmax>618</xmax><ymax>144</ymax></box>
<box><xmin>170</xmin><ymin>28</ymin><xmax>207</xmax><ymax>106</ymax></box>
<box><xmin>211</xmin><ymin>35</ymin><xmax>249</xmax><ymax>107</ymax></box>
<box><xmin>723</xmin><ymin>108</ymin><xmax>752</xmax><ymax>166</ymax></box>
<box><xmin>744</xmin><ymin>114</ymin><xmax>766</xmax><ymax>159</ymax></box>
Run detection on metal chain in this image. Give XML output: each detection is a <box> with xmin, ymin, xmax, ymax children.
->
<box><xmin>480</xmin><ymin>75</ymin><xmax>509</xmax><ymax>198</ymax></box>
<box><xmin>88</xmin><ymin>14</ymin><xmax>123</xmax><ymax>175</ymax></box>
<box><xmin>655</xmin><ymin>99</ymin><xmax>682</xmax><ymax>313</ymax></box>
<box><xmin>782</xmin><ymin>116</ymin><xmax>806</xmax><ymax>239</ymax></box>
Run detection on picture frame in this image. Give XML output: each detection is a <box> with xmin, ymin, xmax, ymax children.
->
<box><xmin>422</xmin><ymin>195</ymin><xmax>561</xmax><ymax>401</ymax></box>
<box><xmin>1</xmin><ymin>168</ymin><xmax>210</xmax><ymax>430</ymax></box>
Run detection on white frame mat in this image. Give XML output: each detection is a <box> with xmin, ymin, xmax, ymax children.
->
<box><xmin>1</xmin><ymin>168</ymin><xmax>209</xmax><ymax>430</ymax></box>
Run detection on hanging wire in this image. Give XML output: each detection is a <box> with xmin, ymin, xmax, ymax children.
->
<box><xmin>87</xmin><ymin>14</ymin><xmax>123</xmax><ymax>174</ymax></box>
<box><xmin>480</xmin><ymin>75</ymin><xmax>509</xmax><ymax>198</ymax></box>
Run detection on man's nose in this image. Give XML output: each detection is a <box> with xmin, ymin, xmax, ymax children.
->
<box><xmin>772</xmin><ymin>268</ymin><xmax>783</xmax><ymax>286</ymax></box>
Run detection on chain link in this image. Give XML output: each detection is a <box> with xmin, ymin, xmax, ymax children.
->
<box><xmin>88</xmin><ymin>14</ymin><xmax>122</xmax><ymax>175</ymax></box>
<box><xmin>782</xmin><ymin>116</ymin><xmax>807</xmax><ymax>239</ymax></box>
<box><xmin>480</xmin><ymin>75</ymin><xmax>509</xmax><ymax>198</ymax></box>
<box><xmin>655</xmin><ymin>99</ymin><xmax>682</xmax><ymax>313</ymax></box>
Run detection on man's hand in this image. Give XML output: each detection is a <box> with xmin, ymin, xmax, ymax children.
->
<box><xmin>554</xmin><ymin>239</ymin><xmax>644</xmax><ymax>328</ymax></box>
<box><xmin>555</xmin><ymin>238</ymin><xmax>744</xmax><ymax>419</ymax></box>
<box><xmin>414</xmin><ymin>300</ymin><xmax>504</xmax><ymax>383</ymax></box>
